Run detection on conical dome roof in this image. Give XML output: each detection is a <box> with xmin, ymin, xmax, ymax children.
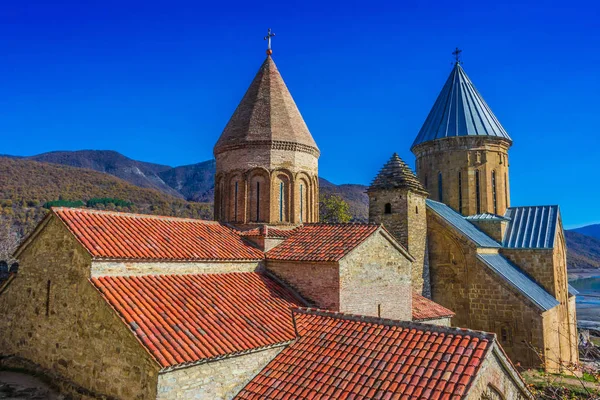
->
<box><xmin>214</xmin><ymin>56</ymin><xmax>319</xmax><ymax>156</ymax></box>
<box><xmin>411</xmin><ymin>63</ymin><xmax>511</xmax><ymax>149</ymax></box>
<box><xmin>368</xmin><ymin>153</ymin><xmax>428</xmax><ymax>195</ymax></box>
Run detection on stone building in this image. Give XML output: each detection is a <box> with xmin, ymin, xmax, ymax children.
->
<box><xmin>0</xmin><ymin>50</ymin><xmax>533</xmax><ymax>399</ymax></box>
<box><xmin>369</xmin><ymin>60</ymin><xmax>578</xmax><ymax>372</ymax></box>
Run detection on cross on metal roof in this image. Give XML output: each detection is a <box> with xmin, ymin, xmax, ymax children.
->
<box><xmin>452</xmin><ymin>47</ymin><xmax>462</xmax><ymax>64</ymax></box>
<box><xmin>264</xmin><ymin>28</ymin><xmax>275</xmax><ymax>55</ymax></box>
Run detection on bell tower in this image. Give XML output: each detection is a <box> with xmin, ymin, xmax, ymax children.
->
<box><xmin>213</xmin><ymin>33</ymin><xmax>320</xmax><ymax>226</ymax></box>
<box><xmin>411</xmin><ymin>52</ymin><xmax>512</xmax><ymax>216</ymax></box>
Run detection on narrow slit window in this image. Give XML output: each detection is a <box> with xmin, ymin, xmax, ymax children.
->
<box><xmin>438</xmin><ymin>172</ymin><xmax>443</xmax><ymax>202</ymax></box>
<box><xmin>458</xmin><ymin>171</ymin><xmax>463</xmax><ymax>213</ymax></box>
<box><xmin>505</xmin><ymin>172</ymin><xmax>509</xmax><ymax>207</ymax></box>
<box><xmin>475</xmin><ymin>170</ymin><xmax>481</xmax><ymax>214</ymax></box>
<box><xmin>279</xmin><ymin>182</ymin><xmax>284</xmax><ymax>222</ymax></box>
<box><xmin>384</xmin><ymin>203</ymin><xmax>392</xmax><ymax>214</ymax></box>
<box><xmin>415</xmin><ymin>206</ymin><xmax>419</xmax><ymax>214</ymax></box>
<box><xmin>300</xmin><ymin>184</ymin><xmax>304</xmax><ymax>223</ymax></box>
<box><xmin>492</xmin><ymin>171</ymin><xmax>497</xmax><ymax>214</ymax></box>
<box><xmin>256</xmin><ymin>181</ymin><xmax>260</xmax><ymax>222</ymax></box>
<box><xmin>234</xmin><ymin>181</ymin><xmax>238</xmax><ymax>222</ymax></box>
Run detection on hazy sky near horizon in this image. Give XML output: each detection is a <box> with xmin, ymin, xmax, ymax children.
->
<box><xmin>0</xmin><ymin>0</ymin><xmax>599</xmax><ymax>228</ymax></box>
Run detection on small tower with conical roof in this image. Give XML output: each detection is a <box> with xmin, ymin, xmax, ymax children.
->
<box><xmin>412</xmin><ymin>54</ymin><xmax>512</xmax><ymax>216</ymax></box>
<box><xmin>213</xmin><ymin>36</ymin><xmax>319</xmax><ymax>226</ymax></box>
<box><xmin>368</xmin><ymin>153</ymin><xmax>429</xmax><ymax>295</ymax></box>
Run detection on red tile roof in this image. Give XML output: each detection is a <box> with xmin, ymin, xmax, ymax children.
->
<box><xmin>236</xmin><ymin>308</ymin><xmax>494</xmax><ymax>400</ymax></box>
<box><xmin>413</xmin><ymin>292</ymin><xmax>455</xmax><ymax>321</ymax></box>
<box><xmin>91</xmin><ymin>272</ymin><xmax>305</xmax><ymax>368</ymax></box>
<box><xmin>265</xmin><ymin>224</ymin><xmax>381</xmax><ymax>262</ymax></box>
<box><xmin>53</xmin><ymin>208</ymin><xmax>263</xmax><ymax>261</ymax></box>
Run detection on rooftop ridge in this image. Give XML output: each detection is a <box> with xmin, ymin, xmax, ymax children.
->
<box><xmin>292</xmin><ymin>307</ymin><xmax>495</xmax><ymax>341</ymax></box>
<box><xmin>51</xmin><ymin>207</ymin><xmax>219</xmax><ymax>224</ymax></box>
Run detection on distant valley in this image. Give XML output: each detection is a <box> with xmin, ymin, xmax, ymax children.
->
<box><xmin>0</xmin><ymin>150</ymin><xmax>598</xmax><ymax>275</ymax></box>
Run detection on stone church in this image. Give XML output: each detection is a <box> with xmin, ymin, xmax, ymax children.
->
<box><xmin>0</xmin><ymin>44</ymin><xmax>573</xmax><ymax>399</ymax></box>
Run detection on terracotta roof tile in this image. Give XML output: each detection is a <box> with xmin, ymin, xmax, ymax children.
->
<box><xmin>236</xmin><ymin>309</ymin><xmax>494</xmax><ymax>400</ymax></box>
<box><xmin>53</xmin><ymin>208</ymin><xmax>263</xmax><ymax>261</ymax></box>
<box><xmin>265</xmin><ymin>224</ymin><xmax>380</xmax><ymax>262</ymax></box>
<box><xmin>412</xmin><ymin>292</ymin><xmax>455</xmax><ymax>321</ymax></box>
<box><xmin>90</xmin><ymin>272</ymin><xmax>305</xmax><ymax>368</ymax></box>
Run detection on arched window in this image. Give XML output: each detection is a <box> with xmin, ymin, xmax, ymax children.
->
<box><xmin>475</xmin><ymin>170</ymin><xmax>481</xmax><ymax>214</ymax></box>
<box><xmin>424</xmin><ymin>174</ymin><xmax>428</xmax><ymax>188</ymax></box>
<box><xmin>437</xmin><ymin>172</ymin><xmax>443</xmax><ymax>202</ymax></box>
<box><xmin>458</xmin><ymin>171</ymin><xmax>463</xmax><ymax>213</ymax></box>
<box><xmin>384</xmin><ymin>203</ymin><xmax>392</xmax><ymax>214</ymax></box>
<box><xmin>492</xmin><ymin>171</ymin><xmax>498</xmax><ymax>214</ymax></box>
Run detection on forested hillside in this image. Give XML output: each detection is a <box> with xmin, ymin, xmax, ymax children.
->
<box><xmin>0</xmin><ymin>157</ymin><xmax>211</xmax><ymax>258</ymax></box>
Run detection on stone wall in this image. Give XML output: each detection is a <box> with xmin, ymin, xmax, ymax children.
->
<box><xmin>413</xmin><ymin>136</ymin><xmax>511</xmax><ymax>216</ymax></box>
<box><xmin>427</xmin><ymin>213</ymin><xmax>546</xmax><ymax>369</ymax></box>
<box><xmin>157</xmin><ymin>346</ymin><xmax>284</xmax><ymax>400</ymax></box>
<box><xmin>339</xmin><ymin>231</ymin><xmax>412</xmax><ymax>320</ymax></box>
<box><xmin>466</xmin><ymin>346</ymin><xmax>532</xmax><ymax>400</ymax></box>
<box><xmin>415</xmin><ymin>317</ymin><xmax>451</xmax><ymax>326</ymax></box>
<box><xmin>266</xmin><ymin>260</ymin><xmax>339</xmax><ymax>310</ymax></box>
<box><xmin>91</xmin><ymin>260</ymin><xmax>261</xmax><ymax>277</ymax></box>
<box><xmin>0</xmin><ymin>216</ymin><xmax>159</xmax><ymax>399</ymax></box>
<box><xmin>368</xmin><ymin>188</ymin><xmax>429</xmax><ymax>295</ymax></box>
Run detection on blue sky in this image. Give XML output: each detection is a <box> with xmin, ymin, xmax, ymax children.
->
<box><xmin>0</xmin><ymin>0</ymin><xmax>598</xmax><ymax>228</ymax></box>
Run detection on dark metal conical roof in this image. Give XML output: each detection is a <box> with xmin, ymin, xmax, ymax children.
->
<box><xmin>411</xmin><ymin>63</ymin><xmax>511</xmax><ymax>149</ymax></box>
<box><xmin>368</xmin><ymin>153</ymin><xmax>428</xmax><ymax>195</ymax></box>
<box><xmin>214</xmin><ymin>56</ymin><xmax>319</xmax><ymax>156</ymax></box>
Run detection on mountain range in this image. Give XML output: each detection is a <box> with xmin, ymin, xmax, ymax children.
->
<box><xmin>1</xmin><ymin>150</ymin><xmax>598</xmax><ymax>274</ymax></box>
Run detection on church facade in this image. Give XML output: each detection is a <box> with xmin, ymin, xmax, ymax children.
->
<box><xmin>368</xmin><ymin>60</ymin><xmax>578</xmax><ymax>372</ymax></box>
<box><xmin>0</xmin><ymin>45</ymin><xmax>559</xmax><ymax>400</ymax></box>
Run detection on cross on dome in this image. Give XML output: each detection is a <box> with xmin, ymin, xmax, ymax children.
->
<box><xmin>264</xmin><ymin>28</ymin><xmax>275</xmax><ymax>55</ymax></box>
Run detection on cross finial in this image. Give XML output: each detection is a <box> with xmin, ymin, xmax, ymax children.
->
<box><xmin>452</xmin><ymin>47</ymin><xmax>463</xmax><ymax>65</ymax></box>
<box><xmin>264</xmin><ymin>28</ymin><xmax>275</xmax><ymax>56</ymax></box>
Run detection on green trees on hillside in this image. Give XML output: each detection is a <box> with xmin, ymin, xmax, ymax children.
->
<box><xmin>319</xmin><ymin>194</ymin><xmax>352</xmax><ymax>223</ymax></box>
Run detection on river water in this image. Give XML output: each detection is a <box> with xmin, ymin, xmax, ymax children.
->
<box><xmin>570</xmin><ymin>276</ymin><xmax>600</xmax><ymax>330</ymax></box>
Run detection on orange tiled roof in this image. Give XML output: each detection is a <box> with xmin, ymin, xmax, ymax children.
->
<box><xmin>53</xmin><ymin>208</ymin><xmax>263</xmax><ymax>261</ymax></box>
<box><xmin>236</xmin><ymin>308</ymin><xmax>493</xmax><ymax>400</ymax></box>
<box><xmin>90</xmin><ymin>272</ymin><xmax>305</xmax><ymax>368</ymax></box>
<box><xmin>265</xmin><ymin>224</ymin><xmax>381</xmax><ymax>262</ymax></box>
<box><xmin>413</xmin><ymin>292</ymin><xmax>455</xmax><ymax>321</ymax></box>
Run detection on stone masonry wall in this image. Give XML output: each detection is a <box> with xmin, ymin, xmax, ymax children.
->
<box><xmin>91</xmin><ymin>260</ymin><xmax>262</xmax><ymax>277</ymax></box>
<box><xmin>339</xmin><ymin>231</ymin><xmax>412</xmax><ymax>320</ymax></box>
<box><xmin>0</xmin><ymin>216</ymin><xmax>159</xmax><ymax>399</ymax></box>
<box><xmin>266</xmin><ymin>260</ymin><xmax>339</xmax><ymax>310</ymax></box>
<box><xmin>413</xmin><ymin>136</ymin><xmax>511</xmax><ymax>216</ymax></box>
<box><xmin>157</xmin><ymin>346</ymin><xmax>284</xmax><ymax>400</ymax></box>
<box><xmin>465</xmin><ymin>347</ymin><xmax>531</xmax><ymax>400</ymax></box>
<box><xmin>368</xmin><ymin>189</ymin><xmax>429</xmax><ymax>295</ymax></box>
<box><xmin>427</xmin><ymin>213</ymin><xmax>546</xmax><ymax>369</ymax></box>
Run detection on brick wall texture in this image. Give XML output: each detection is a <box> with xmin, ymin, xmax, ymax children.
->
<box><xmin>266</xmin><ymin>231</ymin><xmax>413</xmax><ymax>320</ymax></box>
